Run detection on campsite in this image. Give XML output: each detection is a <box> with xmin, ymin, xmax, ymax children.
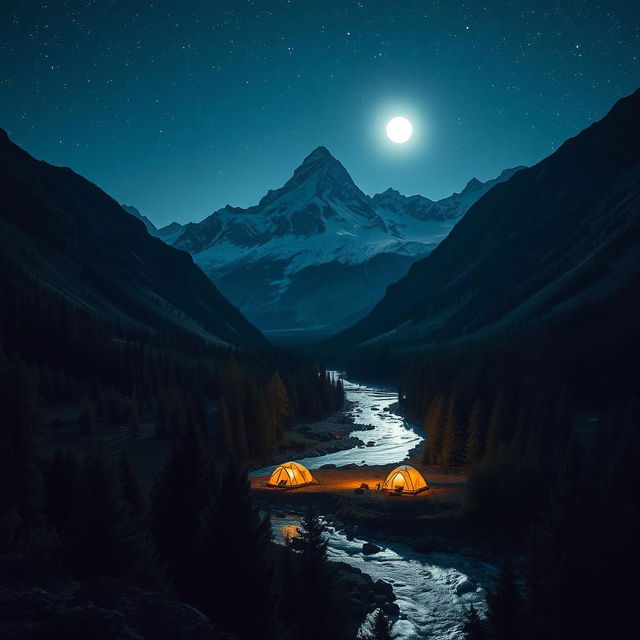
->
<box><xmin>250</xmin><ymin>377</ymin><xmax>504</xmax><ymax>561</ymax></box>
<box><xmin>2</xmin><ymin>7</ymin><xmax>637</xmax><ymax>636</ymax></box>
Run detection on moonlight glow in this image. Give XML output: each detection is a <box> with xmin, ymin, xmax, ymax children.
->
<box><xmin>386</xmin><ymin>116</ymin><xmax>413</xmax><ymax>144</ymax></box>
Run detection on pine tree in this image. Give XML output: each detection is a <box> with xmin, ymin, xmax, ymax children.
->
<box><xmin>465</xmin><ymin>398</ymin><xmax>485</xmax><ymax>465</ymax></box>
<box><xmin>150</xmin><ymin>409</ymin><xmax>213</xmax><ymax>595</ymax></box>
<box><xmin>119</xmin><ymin>450</ymin><xmax>146</xmax><ymax>520</ymax></box>
<box><xmin>244</xmin><ymin>381</ymin><xmax>272</xmax><ymax>458</ymax></box>
<box><xmin>0</xmin><ymin>354</ymin><xmax>50</xmax><ymax>556</ymax></box>
<box><xmin>463</xmin><ymin>604</ymin><xmax>486</xmax><ymax>640</ymax></box>
<box><xmin>78</xmin><ymin>397</ymin><xmax>95</xmax><ymax>435</ymax></box>
<box><xmin>196</xmin><ymin>462</ymin><xmax>277</xmax><ymax>639</ymax></box>
<box><xmin>155</xmin><ymin>400</ymin><xmax>167</xmax><ymax>436</ymax></box>
<box><xmin>526</xmin><ymin>442</ymin><xmax>586</xmax><ymax>638</ymax></box>
<box><xmin>44</xmin><ymin>449</ymin><xmax>78</xmax><ymax>537</ymax></box>
<box><xmin>167</xmin><ymin>387</ymin><xmax>184</xmax><ymax>436</ymax></box>
<box><xmin>214</xmin><ymin>398</ymin><xmax>233</xmax><ymax>458</ymax></box>
<box><xmin>265</xmin><ymin>372</ymin><xmax>290</xmax><ymax>443</ymax></box>
<box><xmin>281</xmin><ymin>509</ymin><xmax>350</xmax><ymax>640</ymax></box>
<box><xmin>422</xmin><ymin>396</ymin><xmax>445</xmax><ymax>465</ymax></box>
<box><xmin>359</xmin><ymin>609</ymin><xmax>393</xmax><ymax>640</ymax></box>
<box><xmin>484</xmin><ymin>392</ymin><xmax>507</xmax><ymax>460</ymax></box>
<box><xmin>294</xmin><ymin>509</ymin><xmax>328</xmax><ymax>568</ymax></box>
<box><xmin>67</xmin><ymin>445</ymin><xmax>132</xmax><ymax>579</ymax></box>
<box><xmin>118</xmin><ymin>450</ymin><xmax>167</xmax><ymax>592</ymax></box>
<box><xmin>128</xmin><ymin>395</ymin><xmax>141</xmax><ymax>438</ymax></box>
<box><xmin>232</xmin><ymin>406</ymin><xmax>249</xmax><ymax>465</ymax></box>
<box><xmin>442</xmin><ymin>396</ymin><xmax>462</xmax><ymax>465</ymax></box>
<box><xmin>486</xmin><ymin>558</ymin><xmax>522</xmax><ymax>640</ymax></box>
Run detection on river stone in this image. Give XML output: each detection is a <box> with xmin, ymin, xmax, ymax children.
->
<box><xmin>373</xmin><ymin>580</ymin><xmax>395</xmax><ymax>599</ymax></box>
<box><xmin>455</xmin><ymin>578</ymin><xmax>477</xmax><ymax>596</ymax></box>
<box><xmin>319</xmin><ymin>463</ymin><xmax>337</xmax><ymax>469</ymax></box>
<box><xmin>383</xmin><ymin>602</ymin><xmax>400</xmax><ymax>616</ymax></box>
<box><xmin>362</xmin><ymin>542</ymin><xmax>382</xmax><ymax>555</ymax></box>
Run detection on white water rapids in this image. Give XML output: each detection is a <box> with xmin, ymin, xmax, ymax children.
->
<box><xmin>264</xmin><ymin>376</ymin><xmax>498</xmax><ymax>639</ymax></box>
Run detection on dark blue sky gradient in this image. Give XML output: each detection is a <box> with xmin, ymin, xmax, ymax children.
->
<box><xmin>2</xmin><ymin>1</ymin><xmax>638</xmax><ymax>227</ymax></box>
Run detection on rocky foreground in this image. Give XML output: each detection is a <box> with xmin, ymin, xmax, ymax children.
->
<box><xmin>0</xmin><ymin>557</ymin><xmax>394</xmax><ymax>639</ymax></box>
<box><xmin>0</xmin><ymin>572</ymin><xmax>233</xmax><ymax>640</ymax></box>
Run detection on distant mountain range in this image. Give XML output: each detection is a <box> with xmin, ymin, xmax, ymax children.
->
<box><xmin>327</xmin><ymin>88</ymin><xmax>640</xmax><ymax>353</ymax></box>
<box><xmin>121</xmin><ymin>204</ymin><xmax>185</xmax><ymax>244</ymax></box>
<box><xmin>126</xmin><ymin>148</ymin><xmax>522</xmax><ymax>334</ymax></box>
<box><xmin>0</xmin><ymin>129</ymin><xmax>265</xmax><ymax>347</ymax></box>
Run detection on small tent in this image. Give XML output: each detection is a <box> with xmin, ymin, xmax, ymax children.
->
<box><xmin>265</xmin><ymin>461</ymin><xmax>316</xmax><ymax>488</ymax></box>
<box><xmin>381</xmin><ymin>465</ymin><xmax>428</xmax><ymax>494</ymax></box>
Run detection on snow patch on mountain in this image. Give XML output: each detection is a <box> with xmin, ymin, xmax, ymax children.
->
<box><xmin>166</xmin><ymin>148</ymin><xmax>523</xmax><ymax>332</ymax></box>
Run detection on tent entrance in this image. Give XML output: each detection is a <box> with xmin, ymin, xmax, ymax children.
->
<box><xmin>391</xmin><ymin>472</ymin><xmax>405</xmax><ymax>491</ymax></box>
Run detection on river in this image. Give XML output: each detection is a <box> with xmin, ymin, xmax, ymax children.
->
<box><xmin>265</xmin><ymin>375</ymin><xmax>498</xmax><ymax>639</ymax></box>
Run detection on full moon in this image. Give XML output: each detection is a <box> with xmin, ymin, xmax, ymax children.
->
<box><xmin>386</xmin><ymin>116</ymin><xmax>413</xmax><ymax>143</ymax></box>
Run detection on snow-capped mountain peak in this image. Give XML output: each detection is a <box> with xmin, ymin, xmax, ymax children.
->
<box><xmin>167</xmin><ymin>148</ymin><xmax>524</xmax><ymax>333</ymax></box>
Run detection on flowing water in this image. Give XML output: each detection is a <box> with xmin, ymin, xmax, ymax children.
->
<box><xmin>263</xmin><ymin>375</ymin><xmax>497</xmax><ymax>639</ymax></box>
<box><xmin>253</xmin><ymin>377</ymin><xmax>423</xmax><ymax>476</ymax></box>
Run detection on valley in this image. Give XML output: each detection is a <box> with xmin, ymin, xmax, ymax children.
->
<box><xmin>1</xmin><ymin>54</ymin><xmax>638</xmax><ymax>639</ymax></box>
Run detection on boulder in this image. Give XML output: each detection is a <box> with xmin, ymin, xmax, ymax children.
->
<box><xmin>319</xmin><ymin>463</ymin><xmax>337</xmax><ymax>470</ymax></box>
<box><xmin>373</xmin><ymin>580</ymin><xmax>395</xmax><ymax>600</ymax></box>
<box><xmin>38</xmin><ymin>604</ymin><xmax>131</xmax><ymax>640</ymax></box>
<box><xmin>382</xmin><ymin>602</ymin><xmax>400</xmax><ymax>617</ymax></box>
<box><xmin>455</xmin><ymin>578</ymin><xmax>477</xmax><ymax>596</ymax></box>
<box><xmin>362</xmin><ymin>542</ymin><xmax>382</xmax><ymax>555</ymax></box>
<box><xmin>288</xmin><ymin>537</ymin><xmax>305</xmax><ymax>551</ymax></box>
<box><xmin>74</xmin><ymin>576</ymin><xmax>221</xmax><ymax>640</ymax></box>
<box><xmin>133</xmin><ymin>595</ymin><xmax>218</xmax><ymax>640</ymax></box>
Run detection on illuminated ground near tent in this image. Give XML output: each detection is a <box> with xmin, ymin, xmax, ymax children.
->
<box><xmin>251</xmin><ymin>464</ymin><xmax>465</xmax><ymax>502</ymax></box>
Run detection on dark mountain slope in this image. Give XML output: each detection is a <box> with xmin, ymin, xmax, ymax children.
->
<box><xmin>329</xmin><ymin>88</ymin><xmax>640</xmax><ymax>350</ymax></box>
<box><xmin>0</xmin><ymin>129</ymin><xmax>264</xmax><ymax>347</ymax></box>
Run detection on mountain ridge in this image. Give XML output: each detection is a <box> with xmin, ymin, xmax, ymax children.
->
<box><xmin>327</xmin><ymin>87</ymin><xmax>640</xmax><ymax>350</ymax></box>
<box><xmin>154</xmin><ymin>146</ymin><xmax>522</xmax><ymax>333</ymax></box>
<box><xmin>0</xmin><ymin>129</ymin><xmax>265</xmax><ymax>347</ymax></box>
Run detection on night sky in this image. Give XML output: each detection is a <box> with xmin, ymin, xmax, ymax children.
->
<box><xmin>2</xmin><ymin>1</ymin><xmax>638</xmax><ymax>227</ymax></box>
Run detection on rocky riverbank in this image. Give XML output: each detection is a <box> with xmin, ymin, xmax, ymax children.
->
<box><xmin>265</xmin><ymin>400</ymin><xmax>379</xmax><ymax>466</ymax></box>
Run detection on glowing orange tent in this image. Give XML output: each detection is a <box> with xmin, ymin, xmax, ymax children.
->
<box><xmin>381</xmin><ymin>465</ymin><xmax>428</xmax><ymax>494</ymax></box>
<box><xmin>265</xmin><ymin>461</ymin><xmax>316</xmax><ymax>488</ymax></box>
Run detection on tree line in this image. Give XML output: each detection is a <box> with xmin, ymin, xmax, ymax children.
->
<box><xmin>0</xmin><ymin>254</ymin><xmax>344</xmax><ymax>456</ymax></box>
<box><xmin>463</xmin><ymin>402</ymin><xmax>639</xmax><ymax>639</ymax></box>
<box><xmin>394</xmin><ymin>317</ymin><xmax>639</xmax><ymax>638</ymax></box>
<box><xmin>0</xmin><ymin>354</ymin><xmax>374</xmax><ymax>639</ymax></box>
